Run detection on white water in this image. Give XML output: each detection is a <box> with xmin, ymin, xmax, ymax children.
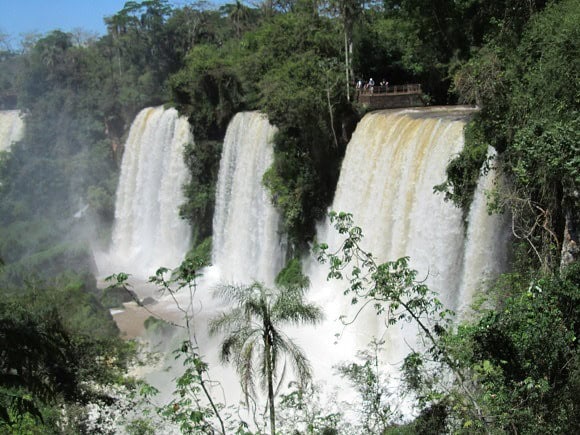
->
<box><xmin>0</xmin><ymin>110</ymin><xmax>24</xmax><ymax>151</ymax></box>
<box><xmin>109</xmin><ymin>107</ymin><xmax>509</xmax><ymax>428</ymax></box>
<box><xmin>458</xmin><ymin>148</ymin><xmax>509</xmax><ymax>314</ymax></box>
<box><xmin>98</xmin><ymin>106</ymin><xmax>192</xmax><ymax>278</ymax></box>
<box><xmin>212</xmin><ymin>111</ymin><xmax>286</xmax><ymax>286</ymax></box>
<box><xmin>297</xmin><ymin>107</ymin><xmax>508</xmax><ymax>412</ymax></box>
<box><xmin>116</xmin><ymin>112</ymin><xmax>287</xmax><ymax>427</ymax></box>
<box><xmin>99</xmin><ymin>110</ymin><xmax>288</xmax><ymax>428</ymax></box>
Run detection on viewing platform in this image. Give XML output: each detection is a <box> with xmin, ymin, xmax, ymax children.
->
<box><xmin>356</xmin><ymin>83</ymin><xmax>426</xmax><ymax>110</ymax></box>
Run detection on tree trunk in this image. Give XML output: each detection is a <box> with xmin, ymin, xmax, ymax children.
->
<box><xmin>344</xmin><ymin>30</ymin><xmax>350</xmax><ymax>102</ymax></box>
<box><xmin>561</xmin><ymin>207</ymin><xmax>580</xmax><ymax>267</ymax></box>
<box><xmin>264</xmin><ymin>330</ymin><xmax>276</xmax><ymax>435</ymax></box>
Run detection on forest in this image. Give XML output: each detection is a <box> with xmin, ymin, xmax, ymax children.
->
<box><xmin>0</xmin><ymin>0</ymin><xmax>578</xmax><ymax>433</ymax></box>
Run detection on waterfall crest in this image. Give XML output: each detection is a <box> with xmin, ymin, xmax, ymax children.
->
<box><xmin>0</xmin><ymin>110</ymin><xmax>24</xmax><ymax>151</ymax></box>
<box><xmin>212</xmin><ymin>111</ymin><xmax>286</xmax><ymax>286</ymax></box>
<box><xmin>102</xmin><ymin>106</ymin><xmax>192</xmax><ymax>278</ymax></box>
<box><xmin>310</xmin><ymin>108</ymin><xmax>474</xmax><ymax>306</ymax></box>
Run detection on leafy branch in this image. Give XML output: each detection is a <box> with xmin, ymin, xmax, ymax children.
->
<box><xmin>107</xmin><ymin>259</ymin><xmax>227</xmax><ymax>434</ymax></box>
<box><xmin>315</xmin><ymin>211</ymin><xmax>490</xmax><ymax>429</ymax></box>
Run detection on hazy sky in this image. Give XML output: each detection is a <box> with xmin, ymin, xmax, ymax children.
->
<box><xmin>0</xmin><ymin>0</ymin><xmax>224</xmax><ymax>47</ymax></box>
<box><xmin>0</xmin><ymin>1</ymin><xmax>129</xmax><ymax>42</ymax></box>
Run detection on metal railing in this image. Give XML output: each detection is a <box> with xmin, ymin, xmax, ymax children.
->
<box><xmin>356</xmin><ymin>83</ymin><xmax>422</xmax><ymax>96</ymax></box>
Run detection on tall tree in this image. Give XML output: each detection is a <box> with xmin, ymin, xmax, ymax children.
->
<box><xmin>221</xmin><ymin>1</ymin><xmax>252</xmax><ymax>38</ymax></box>
<box><xmin>209</xmin><ymin>282</ymin><xmax>322</xmax><ymax>434</ymax></box>
<box><xmin>326</xmin><ymin>0</ymin><xmax>363</xmax><ymax>101</ymax></box>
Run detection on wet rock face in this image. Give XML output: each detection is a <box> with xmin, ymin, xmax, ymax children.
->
<box><xmin>561</xmin><ymin>211</ymin><xmax>580</xmax><ymax>267</ymax></box>
<box><xmin>141</xmin><ymin>296</ymin><xmax>158</xmax><ymax>306</ymax></box>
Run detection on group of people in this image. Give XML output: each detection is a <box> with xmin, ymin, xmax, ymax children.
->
<box><xmin>356</xmin><ymin>78</ymin><xmax>389</xmax><ymax>93</ymax></box>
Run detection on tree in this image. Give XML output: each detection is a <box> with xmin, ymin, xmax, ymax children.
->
<box><xmin>452</xmin><ymin>265</ymin><xmax>580</xmax><ymax>433</ymax></box>
<box><xmin>209</xmin><ymin>282</ymin><xmax>322</xmax><ymax>434</ymax></box>
<box><xmin>337</xmin><ymin>339</ymin><xmax>400</xmax><ymax>433</ymax></box>
<box><xmin>326</xmin><ymin>0</ymin><xmax>363</xmax><ymax>101</ymax></box>
<box><xmin>221</xmin><ymin>1</ymin><xmax>252</xmax><ymax>39</ymax></box>
<box><xmin>108</xmin><ymin>261</ymin><xmax>229</xmax><ymax>434</ymax></box>
<box><xmin>0</xmin><ymin>302</ymin><xmax>77</xmax><ymax>427</ymax></box>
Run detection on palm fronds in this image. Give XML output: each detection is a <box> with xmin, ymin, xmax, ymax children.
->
<box><xmin>209</xmin><ymin>281</ymin><xmax>322</xmax><ymax>434</ymax></box>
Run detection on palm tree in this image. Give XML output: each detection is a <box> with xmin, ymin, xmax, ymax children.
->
<box><xmin>209</xmin><ymin>282</ymin><xmax>322</xmax><ymax>435</ymax></box>
<box><xmin>221</xmin><ymin>1</ymin><xmax>251</xmax><ymax>39</ymax></box>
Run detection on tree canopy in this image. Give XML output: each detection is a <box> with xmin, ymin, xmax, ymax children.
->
<box><xmin>0</xmin><ymin>0</ymin><xmax>577</xmax><ymax>432</ymax></box>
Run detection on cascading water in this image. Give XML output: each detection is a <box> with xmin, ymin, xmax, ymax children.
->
<box><xmin>0</xmin><ymin>110</ymin><xmax>24</xmax><ymax>151</ymax></box>
<box><xmin>121</xmin><ymin>111</ymin><xmax>287</xmax><ymax>416</ymax></box>
<box><xmin>299</xmin><ymin>107</ymin><xmax>508</xmax><ymax>409</ymax></box>
<box><xmin>212</xmin><ymin>111</ymin><xmax>286</xmax><ymax>286</ymax></box>
<box><xmin>458</xmin><ymin>149</ymin><xmax>509</xmax><ymax>314</ymax></box>
<box><xmin>109</xmin><ymin>107</ymin><xmax>509</xmax><ymax>427</ymax></box>
<box><xmin>100</xmin><ymin>106</ymin><xmax>192</xmax><ymax>278</ymax></box>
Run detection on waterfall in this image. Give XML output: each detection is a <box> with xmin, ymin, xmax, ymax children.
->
<box><xmin>0</xmin><ymin>110</ymin><xmax>24</xmax><ymax>151</ymax></box>
<box><xmin>101</xmin><ymin>106</ymin><xmax>192</xmax><ymax>278</ymax></box>
<box><xmin>458</xmin><ymin>149</ymin><xmax>509</xmax><ymax>314</ymax></box>
<box><xmin>129</xmin><ymin>111</ymin><xmax>286</xmax><ymax>418</ymax></box>
<box><xmin>300</xmin><ymin>107</ymin><xmax>508</xmax><ymax>404</ymax></box>
<box><xmin>108</xmin><ymin>107</ymin><xmax>508</xmax><ymax>422</ymax></box>
<box><xmin>212</xmin><ymin>111</ymin><xmax>286</xmax><ymax>286</ymax></box>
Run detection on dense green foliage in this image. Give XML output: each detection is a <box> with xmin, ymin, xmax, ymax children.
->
<box><xmin>0</xmin><ymin>281</ymin><xmax>131</xmax><ymax>431</ymax></box>
<box><xmin>179</xmin><ymin>139</ymin><xmax>222</xmax><ymax>244</ymax></box>
<box><xmin>275</xmin><ymin>257</ymin><xmax>310</xmax><ymax>290</ymax></box>
<box><xmin>320</xmin><ymin>212</ymin><xmax>580</xmax><ymax>434</ymax></box>
<box><xmin>443</xmin><ymin>264</ymin><xmax>580</xmax><ymax>433</ymax></box>
<box><xmin>450</xmin><ymin>0</ymin><xmax>579</xmax><ymax>269</ymax></box>
<box><xmin>434</xmin><ymin>121</ymin><xmax>490</xmax><ymax>214</ymax></box>
<box><xmin>0</xmin><ymin>0</ymin><xmax>578</xmax><ymax>432</ymax></box>
<box><xmin>185</xmin><ymin>236</ymin><xmax>213</xmax><ymax>267</ymax></box>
